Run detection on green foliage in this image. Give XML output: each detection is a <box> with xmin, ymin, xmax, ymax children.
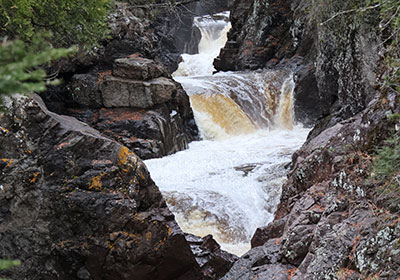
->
<box><xmin>122</xmin><ymin>0</ymin><xmax>156</xmax><ymax>4</ymax></box>
<box><xmin>372</xmin><ymin>132</ymin><xmax>400</xmax><ymax>212</ymax></box>
<box><xmin>0</xmin><ymin>0</ymin><xmax>112</xmax><ymax>48</ymax></box>
<box><xmin>0</xmin><ymin>34</ymin><xmax>75</xmax><ymax>106</ymax></box>
<box><xmin>0</xmin><ymin>259</ymin><xmax>20</xmax><ymax>280</ymax></box>
<box><xmin>0</xmin><ymin>259</ymin><xmax>20</xmax><ymax>270</ymax></box>
<box><xmin>373</xmin><ymin>134</ymin><xmax>400</xmax><ymax>180</ymax></box>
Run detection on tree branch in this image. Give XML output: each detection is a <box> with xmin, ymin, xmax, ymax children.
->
<box><xmin>319</xmin><ymin>3</ymin><xmax>382</xmax><ymax>26</ymax></box>
<box><xmin>130</xmin><ymin>0</ymin><xmax>199</xmax><ymax>9</ymax></box>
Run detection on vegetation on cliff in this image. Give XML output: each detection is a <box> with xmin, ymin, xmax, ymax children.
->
<box><xmin>377</xmin><ymin>0</ymin><xmax>400</xmax><ymax>92</ymax></box>
<box><xmin>0</xmin><ymin>0</ymin><xmax>112</xmax><ymax>48</ymax></box>
<box><xmin>0</xmin><ymin>0</ymin><xmax>113</xmax><ymax>106</ymax></box>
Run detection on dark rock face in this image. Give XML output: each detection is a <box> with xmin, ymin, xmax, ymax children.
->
<box><xmin>221</xmin><ymin>239</ymin><xmax>295</xmax><ymax>280</ymax></box>
<box><xmin>214</xmin><ymin>0</ymin><xmax>294</xmax><ymax>71</ymax></box>
<box><xmin>215</xmin><ymin>0</ymin><xmax>381</xmax><ymax>128</ymax></box>
<box><xmin>0</xmin><ymin>95</ymin><xmax>204</xmax><ymax>280</ymax></box>
<box><xmin>251</xmin><ymin>216</ymin><xmax>287</xmax><ymax>248</ymax></box>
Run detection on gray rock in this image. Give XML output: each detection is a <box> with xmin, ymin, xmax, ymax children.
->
<box><xmin>113</xmin><ymin>57</ymin><xmax>168</xmax><ymax>81</ymax></box>
<box><xmin>100</xmin><ymin>76</ymin><xmax>176</xmax><ymax>109</ymax></box>
<box><xmin>221</xmin><ymin>239</ymin><xmax>295</xmax><ymax>280</ymax></box>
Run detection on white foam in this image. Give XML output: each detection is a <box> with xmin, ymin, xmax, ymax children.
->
<box><xmin>145</xmin><ymin>127</ymin><xmax>309</xmax><ymax>255</ymax></box>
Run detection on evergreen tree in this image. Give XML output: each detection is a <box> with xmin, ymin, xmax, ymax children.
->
<box><xmin>0</xmin><ymin>35</ymin><xmax>74</xmax><ymax>107</ymax></box>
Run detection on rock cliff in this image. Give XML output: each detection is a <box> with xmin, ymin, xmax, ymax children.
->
<box><xmin>217</xmin><ymin>0</ymin><xmax>400</xmax><ymax>279</ymax></box>
<box><xmin>42</xmin><ymin>2</ymin><xmax>204</xmax><ymax>160</ymax></box>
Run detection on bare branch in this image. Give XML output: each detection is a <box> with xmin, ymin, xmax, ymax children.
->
<box><xmin>319</xmin><ymin>3</ymin><xmax>382</xmax><ymax>26</ymax></box>
<box><xmin>130</xmin><ymin>0</ymin><xmax>199</xmax><ymax>9</ymax></box>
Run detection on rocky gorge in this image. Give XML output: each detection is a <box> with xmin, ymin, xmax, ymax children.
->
<box><xmin>1</xmin><ymin>0</ymin><xmax>400</xmax><ymax>279</ymax></box>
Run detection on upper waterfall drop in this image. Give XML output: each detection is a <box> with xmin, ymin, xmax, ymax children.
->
<box><xmin>173</xmin><ymin>12</ymin><xmax>231</xmax><ymax>78</ymax></box>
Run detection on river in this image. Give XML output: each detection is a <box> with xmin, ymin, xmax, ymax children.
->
<box><xmin>145</xmin><ymin>11</ymin><xmax>309</xmax><ymax>256</ymax></box>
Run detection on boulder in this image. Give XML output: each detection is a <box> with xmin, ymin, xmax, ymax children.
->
<box><xmin>251</xmin><ymin>217</ymin><xmax>287</xmax><ymax>248</ymax></box>
<box><xmin>221</xmin><ymin>239</ymin><xmax>295</xmax><ymax>280</ymax></box>
<box><xmin>100</xmin><ymin>76</ymin><xmax>177</xmax><ymax>109</ymax></box>
<box><xmin>0</xmin><ymin>94</ymin><xmax>203</xmax><ymax>280</ymax></box>
<box><xmin>186</xmin><ymin>234</ymin><xmax>238</xmax><ymax>279</ymax></box>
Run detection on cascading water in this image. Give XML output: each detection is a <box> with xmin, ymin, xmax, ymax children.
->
<box><xmin>145</xmin><ymin>12</ymin><xmax>309</xmax><ymax>256</ymax></box>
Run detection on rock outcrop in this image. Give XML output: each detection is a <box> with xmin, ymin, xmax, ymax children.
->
<box><xmin>0</xmin><ymin>95</ymin><xmax>236</xmax><ymax>280</ymax></box>
<box><xmin>42</xmin><ymin>1</ymin><xmax>233</xmax><ymax>161</ymax></box>
<box><xmin>64</xmin><ymin>56</ymin><xmax>197</xmax><ymax>159</ymax></box>
<box><xmin>0</xmin><ymin>94</ymin><xmax>203</xmax><ymax>279</ymax></box>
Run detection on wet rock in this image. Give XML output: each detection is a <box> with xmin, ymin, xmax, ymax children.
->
<box><xmin>0</xmin><ymin>95</ymin><xmax>203</xmax><ymax>280</ymax></box>
<box><xmin>186</xmin><ymin>234</ymin><xmax>238</xmax><ymax>279</ymax></box>
<box><xmin>221</xmin><ymin>239</ymin><xmax>295</xmax><ymax>280</ymax></box>
<box><xmin>251</xmin><ymin>217</ymin><xmax>287</xmax><ymax>248</ymax></box>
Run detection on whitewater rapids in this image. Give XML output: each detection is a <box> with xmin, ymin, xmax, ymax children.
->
<box><xmin>145</xmin><ymin>11</ymin><xmax>309</xmax><ymax>256</ymax></box>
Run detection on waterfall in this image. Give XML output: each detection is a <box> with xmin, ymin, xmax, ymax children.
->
<box><xmin>173</xmin><ymin>12</ymin><xmax>231</xmax><ymax>77</ymax></box>
<box><xmin>145</xmin><ymin>12</ymin><xmax>309</xmax><ymax>256</ymax></box>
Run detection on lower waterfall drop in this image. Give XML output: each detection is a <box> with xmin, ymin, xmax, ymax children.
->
<box><xmin>145</xmin><ymin>12</ymin><xmax>309</xmax><ymax>256</ymax></box>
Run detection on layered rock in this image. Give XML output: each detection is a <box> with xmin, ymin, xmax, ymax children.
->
<box><xmin>56</xmin><ymin>56</ymin><xmax>198</xmax><ymax>160</ymax></box>
<box><xmin>42</xmin><ymin>1</ymin><xmax>236</xmax><ymax>161</ymax></box>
